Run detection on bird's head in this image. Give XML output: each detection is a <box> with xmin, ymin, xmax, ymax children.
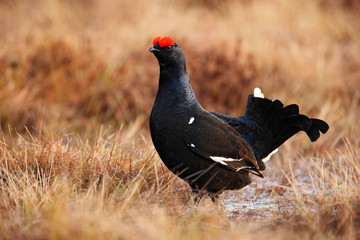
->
<box><xmin>148</xmin><ymin>36</ymin><xmax>186</xmax><ymax>68</ymax></box>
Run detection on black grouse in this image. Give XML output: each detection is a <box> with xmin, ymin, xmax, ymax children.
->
<box><xmin>148</xmin><ymin>36</ymin><xmax>329</xmax><ymax>200</ymax></box>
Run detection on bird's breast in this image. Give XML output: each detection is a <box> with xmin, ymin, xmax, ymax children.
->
<box><xmin>150</xmin><ymin>98</ymin><xmax>194</xmax><ymax>152</ymax></box>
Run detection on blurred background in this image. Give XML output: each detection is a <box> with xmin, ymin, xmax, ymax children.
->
<box><xmin>0</xmin><ymin>0</ymin><xmax>359</xmax><ymax>146</ymax></box>
<box><xmin>1</xmin><ymin>2</ymin><xmax>360</xmax><ymax>238</ymax></box>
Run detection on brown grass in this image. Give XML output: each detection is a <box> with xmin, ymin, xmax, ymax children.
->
<box><xmin>0</xmin><ymin>0</ymin><xmax>360</xmax><ymax>239</ymax></box>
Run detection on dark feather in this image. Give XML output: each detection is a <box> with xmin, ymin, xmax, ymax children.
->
<box><xmin>212</xmin><ymin>95</ymin><xmax>329</xmax><ymax>166</ymax></box>
<box><xmin>183</xmin><ymin>111</ymin><xmax>260</xmax><ymax>173</ymax></box>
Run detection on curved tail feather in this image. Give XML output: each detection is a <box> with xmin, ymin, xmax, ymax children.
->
<box><xmin>244</xmin><ymin>94</ymin><xmax>329</xmax><ymax>161</ymax></box>
<box><xmin>306</xmin><ymin>118</ymin><xmax>329</xmax><ymax>142</ymax></box>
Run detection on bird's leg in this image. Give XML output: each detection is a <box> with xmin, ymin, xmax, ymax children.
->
<box><xmin>209</xmin><ymin>193</ymin><xmax>220</xmax><ymax>203</ymax></box>
<box><xmin>191</xmin><ymin>188</ymin><xmax>207</xmax><ymax>204</ymax></box>
<box><xmin>190</xmin><ymin>188</ymin><xmax>220</xmax><ymax>204</ymax></box>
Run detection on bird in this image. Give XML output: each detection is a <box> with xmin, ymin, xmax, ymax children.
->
<box><xmin>148</xmin><ymin>35</ymin><xmax>329</xmax><ymax>201</ymax></box>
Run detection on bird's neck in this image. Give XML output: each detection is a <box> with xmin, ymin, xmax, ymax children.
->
<box><xmin>157</xmin><ymin>65</ymin><xmax>199</xmax><ymax>108</ymax></box>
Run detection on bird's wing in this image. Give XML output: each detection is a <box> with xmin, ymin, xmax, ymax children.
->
<box><xmin>210</xmin><ymin>112</ymin><xmax>262</xmax><ymax>147</ymax></box>
<box><xmin>183</xmin><ymin>112</ymin><xmax>263</xmax><ymax>177</ymax></box>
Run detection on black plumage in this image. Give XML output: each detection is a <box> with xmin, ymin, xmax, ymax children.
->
<box><xmin>148</xmin><ymin>36</ymin><xmax>329</xmax><ymax>199</ymax></box>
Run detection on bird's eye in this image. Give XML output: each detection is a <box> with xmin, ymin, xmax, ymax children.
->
<box><xmin>165</xmin><ymin>45</ymin><xmax>172</xmax><ymax>50</ymax></box>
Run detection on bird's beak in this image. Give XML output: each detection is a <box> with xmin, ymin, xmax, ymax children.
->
<box><xmin>148</xmin><ymin>46</ymin><xmax>160</xmax><ymax>53</ymax></box>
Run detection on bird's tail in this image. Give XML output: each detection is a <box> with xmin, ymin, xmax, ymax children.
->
<box><xmin>245</xmin><ymin>88</ymin><xmax>329</xmax><ymax>161</ymax></box>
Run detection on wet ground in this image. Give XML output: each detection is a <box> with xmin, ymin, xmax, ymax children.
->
<box><xmin>221</xmin><ymin>168</ymin><xmax>319</xmax><ymax>220</ymax></box>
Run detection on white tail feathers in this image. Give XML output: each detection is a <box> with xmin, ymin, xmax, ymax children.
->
<box><xmin>262</xmin><ymin>148</ymin><xmax>278</xmax><ymax>162</ymax></box>
<box><xmin>254</xmin><ymin>87</ymin><xmax>264</xmax><ymax>98</ymax></box>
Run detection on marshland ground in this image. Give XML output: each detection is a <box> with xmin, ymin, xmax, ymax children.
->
<box><xmin>0</xmin><ymin>0</ymin><xmax>359</xmax><ymax>239</ymax></box>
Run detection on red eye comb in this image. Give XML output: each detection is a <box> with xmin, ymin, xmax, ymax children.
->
<box><xmin>152</xmin><ymin>36</ymin><xmax>175</xmax><ymax>47</ymax></box>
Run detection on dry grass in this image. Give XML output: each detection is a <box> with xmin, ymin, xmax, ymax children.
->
<box><xmin>0</xmin><ymin>0</ymin><xmax>360</xmax><ymax>239</ymax></box>
<box><xmin>0</xmin><ymin>128</ymin><xmax>359</xmax><ymax>239</ymax></box>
